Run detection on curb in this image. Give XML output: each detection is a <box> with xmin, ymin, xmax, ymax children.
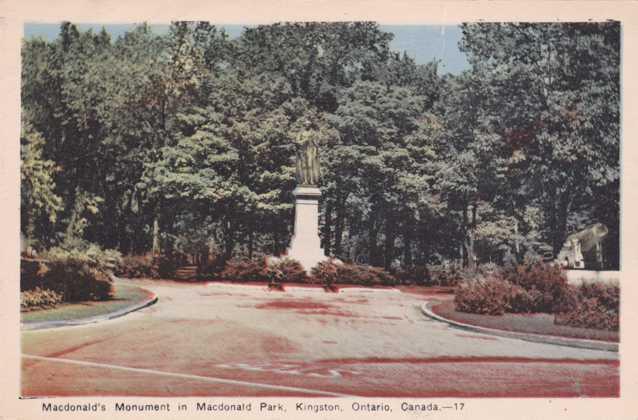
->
<box><xmin>420</xmin><ymin>302</ymin><xmax>618</xmax><ymax>353</ymax></box>
<box><xmin>21</xmin><ymin>292</ymin><xmax>158</xmax><ymax>331</ymax></box>
<box><xmin>206</xmin><ymin>282</ymin><xmax>401</xmax><ymax>294</ymax></box>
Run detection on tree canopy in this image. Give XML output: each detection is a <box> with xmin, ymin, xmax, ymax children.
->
<box><xmin>21</xmin><ymin>21</ymin><xmax>620</xmax><ymax>269</ymax></box>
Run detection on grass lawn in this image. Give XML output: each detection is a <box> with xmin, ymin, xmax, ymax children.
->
<box><xmin>432</xmin><ymin>300</ymin><xmax>618</xmax><ymax>343</ymax></box>
<box><xmin>21</xmin><ymin>282</ymin><xmax>154</xmax><ymax>324</ymax></box>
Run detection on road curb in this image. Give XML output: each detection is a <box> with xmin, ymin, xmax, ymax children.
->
<box><xmin>21</xmin><ymin>291</ymin><xmax>158</xmax><ymax>331</ymax></box>
<box><xmin>420</xmin><ymin>302</ymin><xmax>618</xmax><ymax>353</ymax></box>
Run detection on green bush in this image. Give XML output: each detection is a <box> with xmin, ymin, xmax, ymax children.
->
<box><xmin>115</xmin><ymin>255</ymin><xmax>154</xmax><ymax>278</ymax></box>
<box><xmin>152</xmin><ymin>255</ymin><xmax>178</xmax><ymax>279</ymax></box>
<box><xmin>44</xmin><ymin>244</ymin><xmax>121</xmax><ymax>274</ymax></box>
<box><xmin>44</xmin><ymin>257</ymin><xmax>114</xmax><ymax>301</ymax></box>
<box><xmin>267</xmin><ymin>258</ymin><xmax>308</xmax><ymax>283</ymax></box>
<box><xmin>220</xmin><ymin>258</ymin><xmax>266</xmax><ymax>282</ymax></box>
<box><xmin>20</xmin><ymin>258</ymin><xmax>48</xmax><ymax>291</ymax></box>
<box><xmin>21</xmin><ymin>287</ymin><xmax>63</xmax><ymax>311</ymax></box>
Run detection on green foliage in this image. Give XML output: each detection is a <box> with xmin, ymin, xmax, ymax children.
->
<box><xmin>38</xmin><ymin>254</ymin><xmax>114</xmax><ymax>302</ymax></box>
<box><xmin>20</xmin><ymin>21</ymin><xmax>619</xmax><ymax>272</ymax></box>
<box><xmin>20</xmin><ymin>122</ymin><xmax>63</xmax><ymax>247</ymax></box>
<box><xmin>115</xmin><ymin>255</ymin><xmax>154</xmax><ymax>278</ymax></box>
<box><xmin>152</xmin><ymin>255</ymin><xmax>178</xmax><ymax>279</ymax></box>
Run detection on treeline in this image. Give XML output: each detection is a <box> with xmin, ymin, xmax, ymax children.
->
<box><xmin>21</xmin><ymin>21</ymin><xmax>620</xmax><ymax>269</ymax></box>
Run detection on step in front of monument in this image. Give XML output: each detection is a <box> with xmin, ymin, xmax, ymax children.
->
<box><xmin>174</xmin><ymin>265</ymin><xmax>198</xmax><ymax>280</ymax></box>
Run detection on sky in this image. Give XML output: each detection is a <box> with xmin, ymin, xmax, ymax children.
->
<box><xmin>23</xmin><ymin>22</ymin><xmax>470</xmax><ymax>74</ymax></box>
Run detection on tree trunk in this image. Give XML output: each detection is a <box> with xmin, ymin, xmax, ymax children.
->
<box><xmin>334</xmin><ymin>196</ymin><xmax>346</xmax><ymax>258</ymax></box>
<box><xmin>384</xmin><ymin>216</ymin><xmax>396</xmax><ymax>270</ymax></box>
<box><xmin>322</xmin><ymin>200</ymin><xmax>333</xmax><ymax>256</ymax></box>
<box><xmin>462</xmin><ymin>203</ymin><xmax>477</xmax><ymax>269</ymax></box>
<box><xmin>403</xmin><ymin>225</ymin><xmax>413</xmax><ymax>267</ymax></box>
<box><xmin>248</xmin><ymin>226</ymin><xmax>254</xmax><ymax>259</ymax></box>
<box><xmin>152</xmin><ymin>216</ymin><xmax>161</xmax><ymax>256</ymax></box>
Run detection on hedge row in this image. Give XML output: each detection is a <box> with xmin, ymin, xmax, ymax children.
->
<box><xmin>453</xmin><ymin>262</ymin><xmax>619</xmax><ymax>331</ymax></box>
<box><xmin>116</xmin><ymin>253</ymin><xmax>472</xmax><ymax>288</ymax></box>
<box><xmin>20</xmin><ymin>245</ymin><xmax>118</xmax><ymax>309</ymax></box>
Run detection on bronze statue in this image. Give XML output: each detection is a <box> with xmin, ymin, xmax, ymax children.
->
<box><xmin>295</xmin><ymin>121</ymin><xmax>321</xmax><ymax>186</ymax></box>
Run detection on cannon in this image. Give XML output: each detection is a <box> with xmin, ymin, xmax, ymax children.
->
<box><xmin>556</xmin><ymin>223</ymin><xmax>608</xmax><ymax>269</ymax></box>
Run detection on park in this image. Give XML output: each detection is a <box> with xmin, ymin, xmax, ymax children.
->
<box><xmin>20</xmin><ymin>21</ymin><xmax>620</xmax><ymax>397</ymax></box>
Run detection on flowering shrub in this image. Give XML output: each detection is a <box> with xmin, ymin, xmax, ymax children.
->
<box><xmin>268</xmin><ymin>258</ymin><xmax>308</xmax><ymax>283</ymax></box>
<box><xmin>500</xmin><ymin>262</ymin><xmax>574</xmax><ymax>313</ymax></box>
<box><xmin>454</xmin><ymin>278</ymin><xmax>512</xmax><ymax>315</ymax></box>
<box><xmin>555</xmin><ymin>282</ymin><xmax>619</xmax><ymax>331</ymax></box>
<box><xmin>311</xmin><ymin>261</ymin><xmax>396</xmax><ymax>287</ymax></box>
<box><xmin>21</xmin><ymin>287</ymin><xmax>63</xmax><ymax>311</ymax></box>
<box><xmin>311</xmin><ymin>260</ymin><xmax>339</xmax><ymax>289</ymax></box>
<box><xmin>220</xmin><ymin>258</ymin><xmax>266</xmax><ymax>282</ymax></box>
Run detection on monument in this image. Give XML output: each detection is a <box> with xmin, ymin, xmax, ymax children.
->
<box><xmin>285</xmin><ymin>121</ymin><xmax>329</xmax><ymax>271</ymax></box>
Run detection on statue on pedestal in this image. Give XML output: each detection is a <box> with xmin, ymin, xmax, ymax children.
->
<box><xmin>295</xmin><ymin>120</ymin><xmax>321</xmax><ymax>186</ymax></box>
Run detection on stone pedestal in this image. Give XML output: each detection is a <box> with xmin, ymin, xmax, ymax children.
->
<box><xmin>286</xmin><ymin>186</ymin><xmax>328</xmax><ymax>272</ymax></box>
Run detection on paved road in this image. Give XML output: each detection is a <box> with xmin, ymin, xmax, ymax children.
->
<box><xmin>21</xmin><ymin>279</ymin><xmax>619</xmax><ymax>397</ymax></box>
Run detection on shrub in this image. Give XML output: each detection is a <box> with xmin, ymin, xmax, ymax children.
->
<box><xmin>220</xmin><ymin>258</ymin><xmax>266</xmax><ymax>282</ymax></box>
<box><xmin>152</xmin><ymin>255</ymin><xmax>178</xmax><ymax>279</ymax></box>
<box><xmin>44</xmin><ymin>244</ymin><xmax>121</xmax><ymax>274</ymax></box>
<box><xmin>429</xmin><ymin>263</ymin><xmax>464</xmax><ymax>287</ymax></box>
<box><xmin>267</xmin><ymin>258</ymin><xmax>308</xmax><ymax>283</ymax></box>
<box><xmin>20</xmin><ymin>258</ymin><xmax>48</xmax><ymax>291</ymax></box>
<box><xmin>507</xmin><ymin>284</ymin><xmax>543</xmax><ymax>313</ymax></box>
<box><xmin>554</xmin><ymin>282</ymin><xmax>619</xmax><ymax>331</ymax></box>
<box><xmin>501</xmin><ymin>262</ymin><xmax>574</xmax><ymax>313</ymax></box>
<box><xmin>311</xmin><ymin>261</ymin><xmax>396</xmax><ymax>287</ymax></box>
<box><xmin>311</xmin><ymin>260</ymin><xmax>339</xmax><ymax>288</ymax></box>
<box><xmin>454</xmin><ymin>277</ymin><xmax>512</xmax><ymax>315</ymax></box>
<box><xmin>578</xmin><ymin>282</ymin><xmax>620</xmax><ymax>311</ymax></box>
<box><xmin>394</xmin><ymin>265</ymin><xmax>431</xmax><ymax>285</ymax></box>
<box><xmin>115</xmin><ymin>255</ymin><xmax>153</xmax><ymax>278</ymax></box>
<box><xmin>197</xmin><ymin>256</ymin><xmax>226</xmax><ymax>280</ymax></box>
<box><xmin>34</xmin><ymin>246</ymin><xmax>115</xmax><ymax>302</ymax></box>
<box><xmin>21</xmin><ymin>287</ymin><xmax>63</xmax><ymax>311</ymax></box>
<box><xmin>44</xmin><ymin>258</ymin><xmax>114</xmax><ymax>301</ymax></box>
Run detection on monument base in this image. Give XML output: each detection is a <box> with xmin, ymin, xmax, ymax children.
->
<box><xmin>286</xmin><ymin>186</ymin><xmax>329</xmax><ymax>272</ymax></box>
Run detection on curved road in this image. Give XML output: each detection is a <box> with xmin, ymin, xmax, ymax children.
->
<box><xmin>21</xmin><ymin>279</ymin><xmax>619</xmax><ymax>397</ymax></box>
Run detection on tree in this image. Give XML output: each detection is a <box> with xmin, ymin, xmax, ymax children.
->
<box><xmin>459</xmin><ymin>22</ymin><xmax>620</xmax><ymax>267</ymax></box>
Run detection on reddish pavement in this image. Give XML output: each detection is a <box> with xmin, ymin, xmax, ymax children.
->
<box><xmin>21</xmin><ymin>280</ymin><xmax>619</xmax><ymax>398</ymax></box>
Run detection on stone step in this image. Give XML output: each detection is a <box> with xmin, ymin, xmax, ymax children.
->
<box><xmin>174</xmin><ymin>266</ymin><xmax>199</xmax><ymax>279</ymax></box>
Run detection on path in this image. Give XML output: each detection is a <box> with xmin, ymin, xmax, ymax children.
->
<box><xmin>21</xmin><ymin>279</ymin><xmax>619</xmax><ymax>397</ymax></box>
